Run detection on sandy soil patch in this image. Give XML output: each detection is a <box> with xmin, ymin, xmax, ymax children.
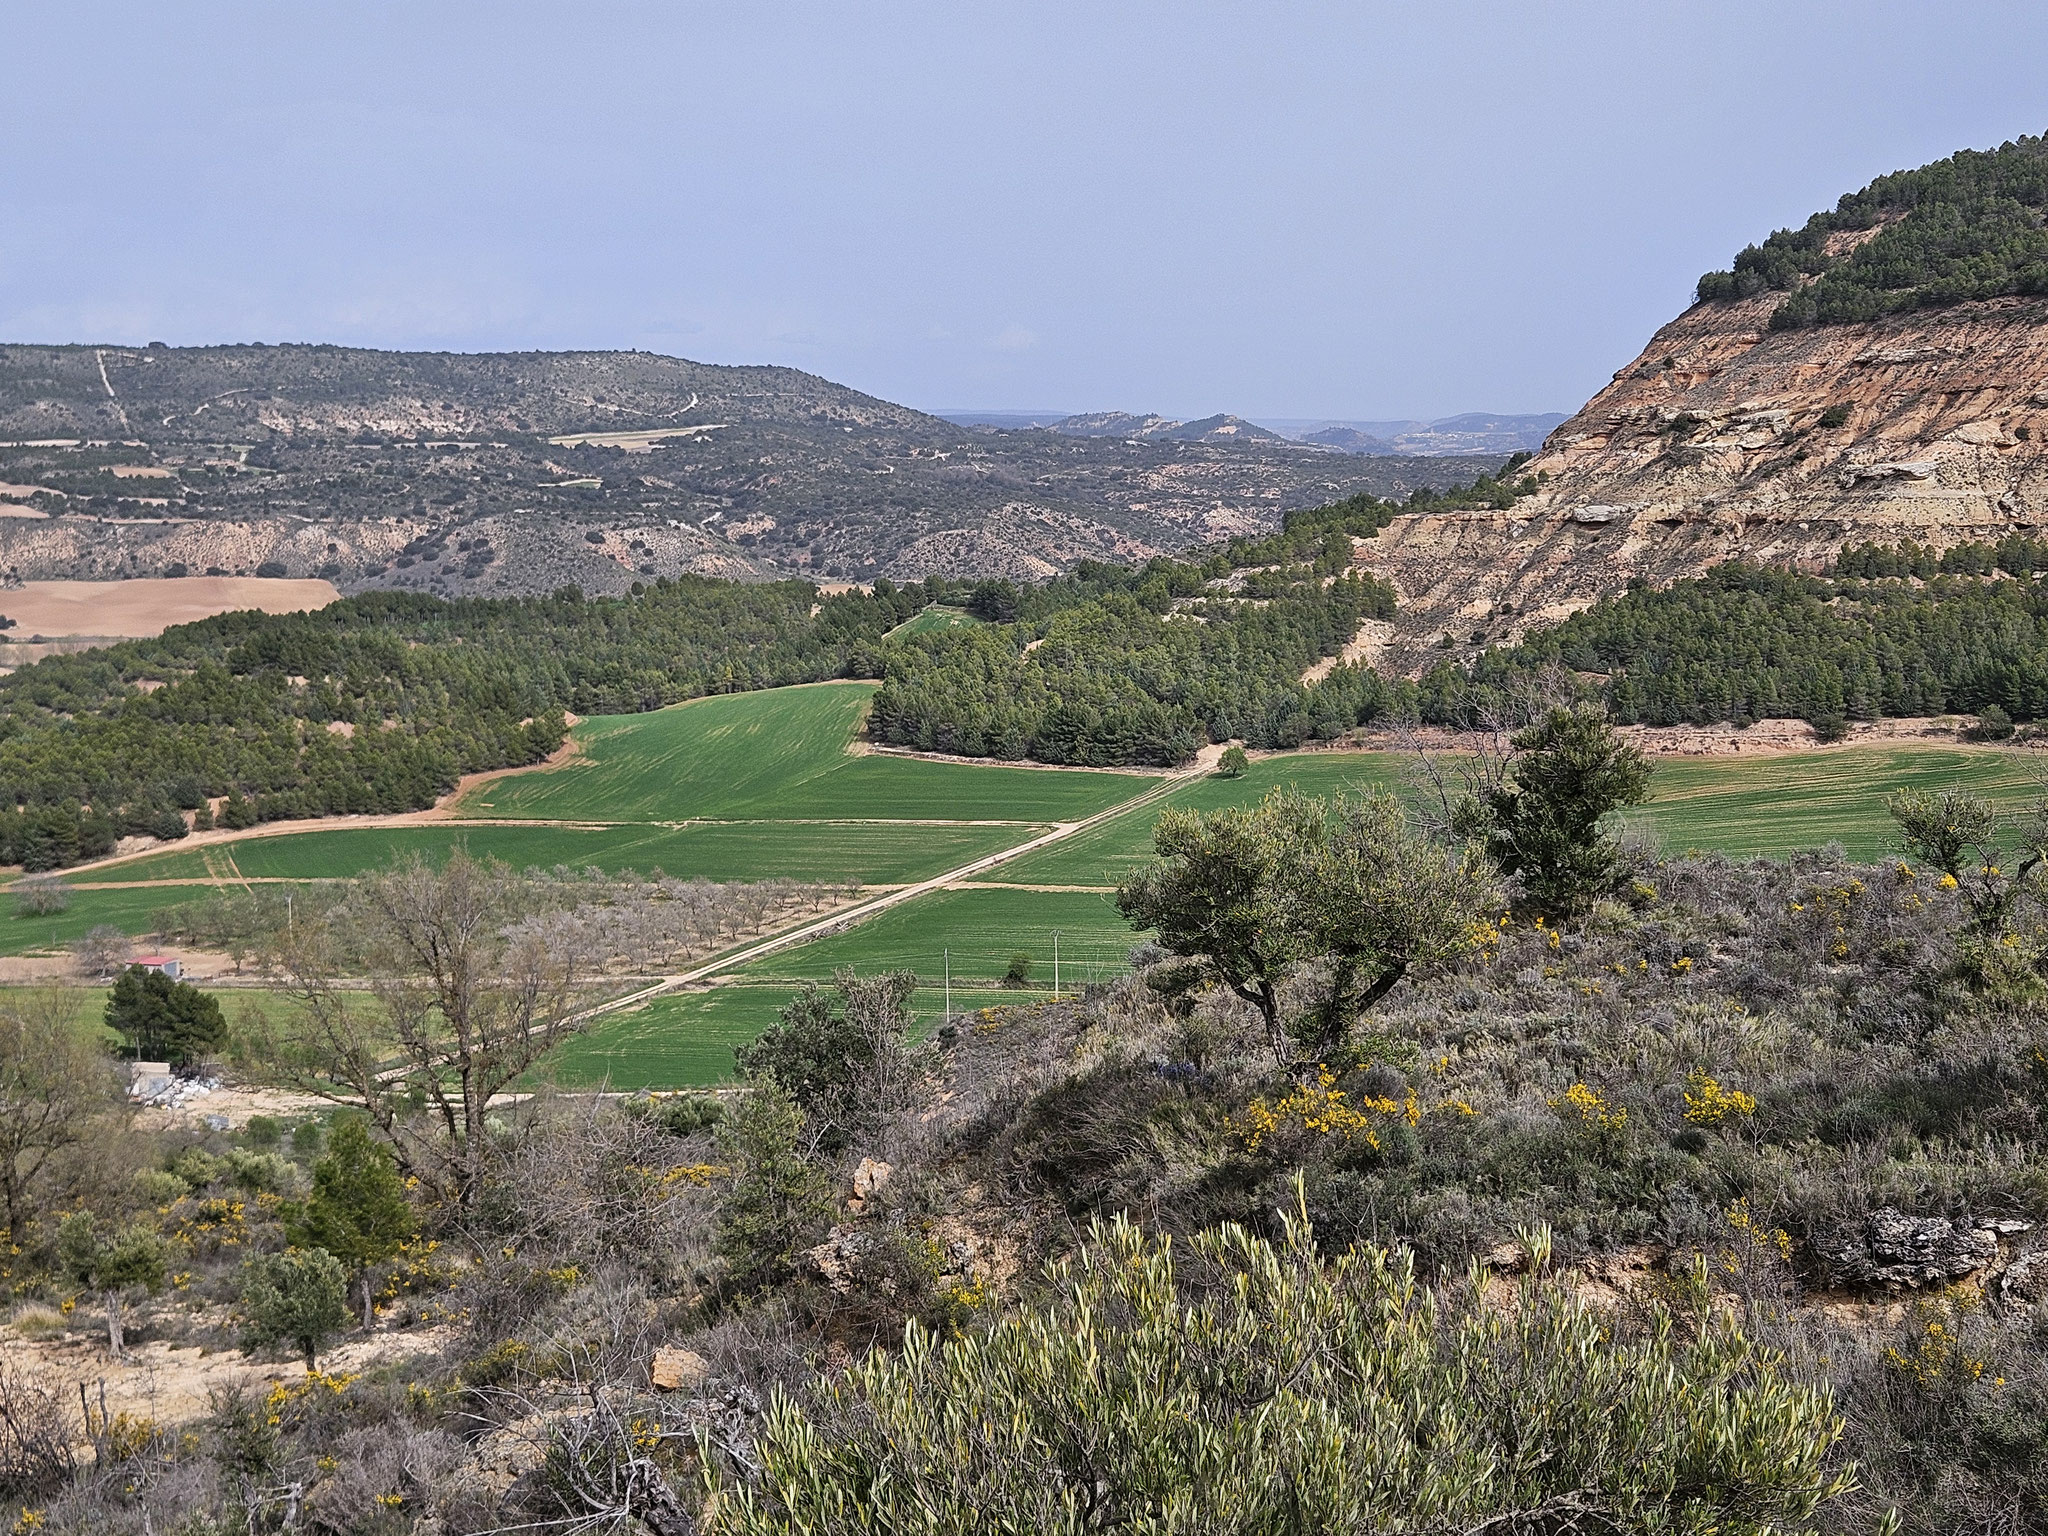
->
<box><xmin>0</xmin><ymin>937</ymin><xmax>244</xmax><ymax>979</ymax></box>
<box><xmin>1</xmin><ymin>1320</ymin><xmax>456</xmax><ymax>1433</ymax></box>
<box><xmin>109</xmin><ymin>465</ymin><xmax>174</xmax><ymax>478</ymax></box>
<box><xmin>131</xmin><ymin>1083</ymin><xmax>332</xmax><ymax>1132</ymax></box>
<box><xmin>0</xmin><ymin>577</ymin><xmax>341</xmax><ymax>639</ymax></box>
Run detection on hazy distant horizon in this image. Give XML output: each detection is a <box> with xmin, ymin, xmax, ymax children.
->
<box><xmin>8</xmin><ymin>3</ymin><xmax>2048</xmax><ymax>420</ymax></box>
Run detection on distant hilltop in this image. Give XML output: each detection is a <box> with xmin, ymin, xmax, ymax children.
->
<box><xmin>0</xmin><ymin>343</ymin><xmax>1503</xmax><ymax>596</ymax></box>
<box><xmin>939</xmin><ymin>408</ymin><xmax>1565</xmax><ymax>456</ymax></box>
<box><xmin>1361</xmin><ymin>133</ymin><xmax>2048</xmax><ymax>647</ymax></box>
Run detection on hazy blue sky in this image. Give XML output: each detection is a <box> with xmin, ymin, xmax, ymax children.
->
<box><xmin>6</xmin><ymin>2</ymin><xmax>2047</xmax><ymax>419</ymax></box>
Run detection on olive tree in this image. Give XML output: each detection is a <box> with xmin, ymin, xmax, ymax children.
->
<box><xmin>56</xmin><ymin>1213</ymin><xmax>166</xmax><ymax>1359</ymax></box>
<box><xmin>1117</xmin><ymin>795</ymin><xmax>1308</xmax><ymax>1061</ymax></box>
<box><xmin>1282</xmin><ymin>789</ymin><xmax>1498</xmax><ymax>1057</ymax></box>
<box><xmin>240</xmin><ymin>1247</ymin><xmax>350</xmax><ymax>1371</ymax></box>
<box><xmin>1887</xmin><ymin>785</ymin><xmax>2048</xmax><ymax>937</ymax></box>
<box><xmin>1119</xmin><ymin>788</ymin><xmax>1494</xmax><ymax>1064</ymax></box>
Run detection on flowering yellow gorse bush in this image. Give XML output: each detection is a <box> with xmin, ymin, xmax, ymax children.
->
<box><xmin>1231</xmin><ymin>1065</ymin><xmax>1419</xmax><ymax>1154</ymax></box>
<box><xmin>1682</xmin><ymin>1069</ymin><xmax>1757</xmax><ymax>1126</ymax></box>
<box><xmin>1882</xmin><ymin>1299</ymin><xmax>2001</xmax><ymax>1389</ymax></box>
<box><xmin>1723</xmin><ymin>1199</ymin><xmax>1793</xmax><ymax>1265</ymax></box>
<box><xmin>1549</xmin><ymin>1082</ymin><xmax>1626</xmax><ymax>1134</ymax></box>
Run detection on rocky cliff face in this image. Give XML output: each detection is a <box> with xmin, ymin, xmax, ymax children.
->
<box><xmin>1364</xmin><ymin>291</ymin><xmax>2048</xmax><ymax>648</ymax></box>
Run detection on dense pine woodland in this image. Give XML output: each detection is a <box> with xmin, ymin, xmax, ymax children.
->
<box><xmin>0</xmin><ymin>477</ymin><xmax>1517</xmax><ymax>866</ymax></box>
<box><xmin>1693</xmin><ymin>132</ymin><xmax>2048</xmax><ymax>327</ymax></box>
<box><xmin>1431</xmin><ymin>540</ymin><xmax>2048</xmax><ymax>731</ymax></box>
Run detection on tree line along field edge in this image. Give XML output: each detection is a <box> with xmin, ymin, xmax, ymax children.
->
<box><xmin>455</xmin><ymin>681</ymin><xmax>1150</xmax><ymax>826</ymax></box>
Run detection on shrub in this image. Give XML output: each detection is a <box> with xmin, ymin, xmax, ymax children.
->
<box><xmin>1810</xmin><ymin>712</ymin><xmax>1850</xmax><ymax>743</ymax></box>
<box><xmin>1818</xmin><ymin>404</ymin><xmax>1852</xmax><ymax>429</ymax></box>
<box><xmin>713</xmin><ymin>1081</ymin><xmax>831</xmax><ymax>1295</ymax></box>
<box><xmin>1002</xmin><ymin>952</ymin><xmax>1034</xmax><ymax>988</ymax></box>
<box><xmin>285</xmin><ymin>1114</ymin><xmax>415</xmax><ymax>1326</ymax></box>
<box><xmin>254</xmin><ymin>561</ymin><xmax>288</xmax><ymax>579</ymax></box>
<box><xmin>240</xmin><ymin>1248</ymin><xmax>349</xmax><ymax>1370</ymax></box>
<box><xmin>1484</xmin><ymin>710</ymin><xmax>1653</xmax><ymax>917</ymax></box>
<box><xmin>703</xmin><ymin>1213</ymin><xmax>1851</xmax><ymax>1533</ymax></box>
<box><xmin>1963</xmin><ymin>704</ymin><xmax>2014</xmax><ymax>741</ymax></box>
<box><xmin>12</xmin><ymin>876</ymin><xmax>69</xmax><ymax>917</ymax></box>
<box><xmin>627</xmin><ymin>1091</ymin><xmax>725</xmax><ymax>1136</ymax></box>
<box><xmin>734</xmin><ymin>968</ymin><xmax>917</xmax><ymax>1149</ymax></box>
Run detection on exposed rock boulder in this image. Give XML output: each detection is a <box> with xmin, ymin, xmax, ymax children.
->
<box><xmin>1813</xmin><ymin>1207</ymin><xmax>2032</xmax><ymax>1291</ymax></box>
<box><xmin>649</xmin><ymin>1346</ymin><xmax>709</xmax><ymax>1392</ymax></box>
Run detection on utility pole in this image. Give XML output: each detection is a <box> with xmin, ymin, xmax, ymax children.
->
<box><xmin>944</xmin><ymin>948</ymin><xmax>951</xmax><ymax>1025</ymax></box>
<box><xmin>1053</xmin><ymin>931</ymin><xmax>1060</xmax><ymax>1001</ymax></box>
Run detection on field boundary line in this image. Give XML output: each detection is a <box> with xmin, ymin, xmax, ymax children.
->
<box><xmin>567</xmin><ymin>769</ymin><xmax>1199</xmax><ymax>1026</ymax></box>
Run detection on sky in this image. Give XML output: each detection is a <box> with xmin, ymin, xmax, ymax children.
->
<box><xmin>6</xmin><ymin>2</ymin><xmax>2048</xmax><ymax>421</ymax></box>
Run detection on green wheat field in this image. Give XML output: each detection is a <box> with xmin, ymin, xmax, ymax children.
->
<box><xmin>16</xmin><ymin>683</ymin><xmax>2045</xmax><ymax>1088</ymax></box>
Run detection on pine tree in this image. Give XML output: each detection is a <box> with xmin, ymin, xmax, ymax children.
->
<box><xmin>286</xmin><ymin>1115</ymin><xmax>415</xmax><ymax>1327</ymax></box>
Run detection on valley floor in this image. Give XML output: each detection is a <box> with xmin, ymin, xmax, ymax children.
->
<box><xmin>10</xmin><ymin>686</ymin><xmax>2044</xmax><ymax>1088</ymax></box>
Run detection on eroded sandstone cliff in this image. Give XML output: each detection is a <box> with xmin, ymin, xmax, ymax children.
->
<box><xmin>1364</xmin><ymin>291</ymin><xmax>2048</xmax><ymax>649</ymax></box>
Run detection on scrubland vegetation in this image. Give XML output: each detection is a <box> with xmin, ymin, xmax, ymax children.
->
<box><xmin>4</xmin><ymin>707</ymin><xmax>2048</xmax><ymax>1535</ymax></box>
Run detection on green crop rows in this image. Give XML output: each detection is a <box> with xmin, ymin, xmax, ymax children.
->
<box><xmin>459</xmin><ymin>682</ymin><xmax>1142</xmax><ymax>824</ymax></box>
<box><xmin>102</xmin><ymin>819</ymin><xmax>1029</xmax><ymax>888</ymax></box>
<box><xmin>23</xmin><ymin>675</ymin><xmax>2048</xmax><ymax>1089</ymax></box>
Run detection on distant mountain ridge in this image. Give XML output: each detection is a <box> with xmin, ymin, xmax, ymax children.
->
<box><xmin>0</xmin><ymin>343</ymin><xmax>1504</xmax><ymax>596</ymax></box>
<box><xmin>1272</xmin><ymin>413</ymin><xmax>1568</xmax><ymax>456</ymax></box>
<box><xmin>938</xmin><ymin>408</ymin><xmax>1565</xmax><ymax>456</ymax></box>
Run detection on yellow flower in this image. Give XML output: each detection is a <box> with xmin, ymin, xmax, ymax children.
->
<box><xmin>1683</xmin><ymin>1069</ymin><xmax>1756</xmax><ymax>1126</ymax></box>
<box><xmin>1549</xmin><ymin>1082</ymin><xmax>1626</xmax><ymax>1134</ymax></box>
<box><xmin>1938</xmin><ymin>873</ymin><xmax>1959</xmax><ymax>890</ymax></box>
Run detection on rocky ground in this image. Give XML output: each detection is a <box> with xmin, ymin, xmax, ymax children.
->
<box><xmin>1361</xmin><ymin>292</ymin><xmax>2048</xmax><ymax>645</ymax></box>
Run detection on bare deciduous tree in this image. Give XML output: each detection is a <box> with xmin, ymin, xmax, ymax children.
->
<box><xmin>0</xmin><ymin>989</ymin><xmax>122</xmax><ymax>1238</ymax></box>
<box><xmin>281</xmin><ymin>852</ymin><xmax>582</xmax><ymax>1209</ymax></box>
<box><xmin>68</xmin><ymin>924</ymin><xmax>132</xmax><ymax>983</ymax></box>
<box><xmin>1394</xmin><ymin>664</ymin><xmax>1574</xmax><ymax>841</ymax></box>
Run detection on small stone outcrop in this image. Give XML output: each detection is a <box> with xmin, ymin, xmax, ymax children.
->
<box><xmin>1998</xmin><ymin>1246</ymin><xmax>2048</xmax><ymax>1305</ymax></box>
<box><xmin>649</xmin><ymin>1346</ymin><xmax>709</xmax><ymax>1392</ymax></box>
<box><xmin>1813</xmin><ymin>1207</ymin><xmax>2032</xmax><ymax>1291</ymax></box>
